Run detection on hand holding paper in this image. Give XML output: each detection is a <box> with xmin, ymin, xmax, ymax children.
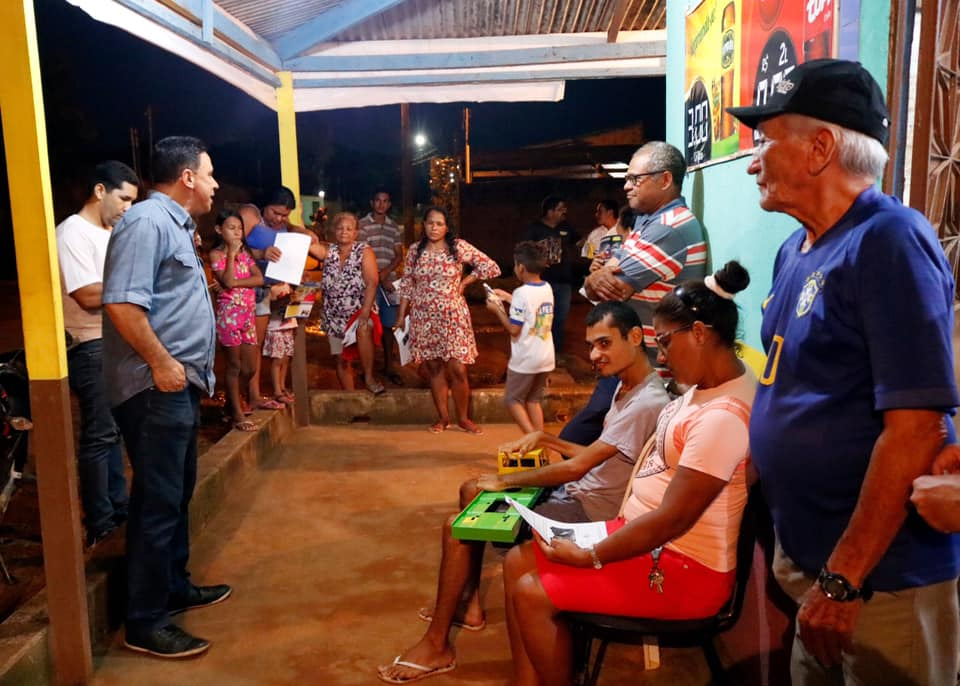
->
<box><xmin>504</xmin><ymin>497</ymin><xmax>608</xmax><ymax>548</ymax></box>
<box><xmin>264</xmin><ymin>232</ymin><xmax>311</xmax><ymax>285</ymax></box>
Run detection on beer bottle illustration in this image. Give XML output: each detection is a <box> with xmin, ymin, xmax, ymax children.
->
<box><xmin>719</xmin><ymin>1</ymin><xmax>737</xmax><ymax>140</ymax></box>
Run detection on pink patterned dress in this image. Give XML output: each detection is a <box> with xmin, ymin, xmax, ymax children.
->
<box><xmin>398</xmin><ymin>238</ymin><xmax>500</xmax><ymax>364</ymax></box>
<box><xmin>212</xmin><ymin>250</ymin><xmax>258</xmax><ymax>347</ymax></box>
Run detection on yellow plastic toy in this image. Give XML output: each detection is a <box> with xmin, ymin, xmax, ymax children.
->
<box><xmin>497</xmin><ymin>448</ymin><xmax>548</xmax><ymax>474</ymax></box>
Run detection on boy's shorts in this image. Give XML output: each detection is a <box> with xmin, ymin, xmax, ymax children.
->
<box><xmin>504</xmin><ymin>369</ymin><xmax>550</xmax><ymax>405</ymax></box>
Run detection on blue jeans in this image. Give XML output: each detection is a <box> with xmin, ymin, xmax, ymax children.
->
<box><xmin>550</xmin><ymin>282</ymin><xmax>572</xmax><ymax>354</ymax></box>
<box><xmin>113</xmin><ymin>386</ymin><xmax>199</xmax><ymax>633</ymax></box>
<box><xmin>67</xmin><ymin>340</ymin><xmax>128</xmax><ymax>537</ymax></box>
<box><xmin>557</xmin><ymin>375</ymin><xmax>619</xmax><ymax>450</ymax></box>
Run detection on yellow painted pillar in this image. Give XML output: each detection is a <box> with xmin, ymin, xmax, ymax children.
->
<box><xmin>276</xmin><ymin>71</ymin><xmax>303</xmax><ymax>225</ymax></box>
<box><xmin>0</xmin><ymin>1</ymin><xmax>92</xmax><ymax>683</ymax></box>
<box><xmin>276</xmin><ymin>71</ymin><xmax>309</xmax><ymax>427</ymax></box>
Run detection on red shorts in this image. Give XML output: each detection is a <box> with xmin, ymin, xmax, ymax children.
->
<box><xmin>534</xmin><ymin>518</ymin><xmax>735</xmax><ymax>619</ymax></box>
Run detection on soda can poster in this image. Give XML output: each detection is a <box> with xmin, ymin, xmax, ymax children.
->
<box><xmin>684</xmin><ymin>0</ymin><xmax>860</xmax><ymax>169</ymax></box>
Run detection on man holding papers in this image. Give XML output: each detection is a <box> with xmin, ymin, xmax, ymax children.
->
<box><xmin>377</xmin><ymin>302</ymin><xmax>668</xmax><ymax>684</ymax></box>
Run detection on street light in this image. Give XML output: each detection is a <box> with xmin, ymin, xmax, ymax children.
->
<box><xmin>414</xmin><ymin>132</ymin><xmax>427</xmax><ymax>148</ymax></box>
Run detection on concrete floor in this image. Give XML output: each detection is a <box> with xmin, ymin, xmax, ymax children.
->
<box><xmin>89</xmin><ymin>424</ymin><xmax>715</xmax><ymax>686</ymax></box>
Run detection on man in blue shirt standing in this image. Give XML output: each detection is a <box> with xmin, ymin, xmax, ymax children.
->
<box><xmin>729</xmin><ymin>60</ymin><xmax>959</xmax><ymax>685</ymax></box>
<box><xmin>103</xmin><ymin>136</ymin><xmax>230</xmax><ymax>658</ymax></box>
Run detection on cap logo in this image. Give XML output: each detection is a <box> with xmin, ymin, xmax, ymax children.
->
<box><xmin>775</xmin><ymin>80</ymin><xmax>795</xmax><ymax>95</ymax></box>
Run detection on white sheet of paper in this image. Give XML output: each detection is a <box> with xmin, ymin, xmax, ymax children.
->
<box><xmin>264</xmin><ymin>232</ymin><xmax>311</xmax><ymax>285</ymax></box>
<box><xmin>342</xmin><ymin>317</ymin><xmax>359</xmax><ymax>348</ymax></box>
<box><xmin>394</xmin><ymin>315</ymin><xmax>412</xmax><ymax>367</ymax></box>
<box><xmin>505</xmin><ymin>497</ymin><xmax>609</xmax><ymax>548</ymax></box>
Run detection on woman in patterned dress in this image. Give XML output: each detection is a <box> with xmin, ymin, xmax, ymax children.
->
<box><xmin>321</xmin><ymin>212</ymin><xmax>384</xmax><ymax>394</ymax></box>
<box><xmin>397</xmin><ymin>206</ymin><xmax>501</xmax><ymax>434</ymax></box>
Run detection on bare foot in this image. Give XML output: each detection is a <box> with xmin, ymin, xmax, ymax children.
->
<box><xmin>377</xmin><ymin>639</ymin><xmax>456</xmax><ymax>683</ymax></box>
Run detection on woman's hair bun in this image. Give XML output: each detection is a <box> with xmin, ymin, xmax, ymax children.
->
<box><xmin>714</xmin><ymin>260</ymin><xmax>750</xmax><ymax>296</ymax></box>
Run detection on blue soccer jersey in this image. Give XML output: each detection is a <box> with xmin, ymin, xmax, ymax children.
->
<box><xmin>749</xmin><ymin>186</ymin><xmax>960</xmax><ymax>591</ymax></box>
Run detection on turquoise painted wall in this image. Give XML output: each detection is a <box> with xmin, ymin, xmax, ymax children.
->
<box><xmin>664</xmin><ymin>0</ymin><xmax>890</xmax><ymax>349</ymax></box>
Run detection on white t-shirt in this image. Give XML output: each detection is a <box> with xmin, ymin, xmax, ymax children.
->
<box><xmin>56</xmin><ymin>213</ymin><xmax>111</xmax><ymax>343</ymax></box>
<box><xmin>507</xmin><ymin>281</ymin><xmax>555</xmax><ymax>373</ymax></box>
<box><xmin>581</xmin><ymin>225</ymin><xmax>608</xmax><ymax>258</ymax></box>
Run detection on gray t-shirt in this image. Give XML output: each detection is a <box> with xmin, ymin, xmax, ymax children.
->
<box><xmin>563</xmin><ymin>371</ymin><xmax>670</xmax><ymax>520</ymax></box>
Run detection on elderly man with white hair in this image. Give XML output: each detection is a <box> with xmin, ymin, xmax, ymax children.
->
<box><xmin>729</xmin><ymin>59</ymin><xmax>959</xmax><ymax>686</ymax></box>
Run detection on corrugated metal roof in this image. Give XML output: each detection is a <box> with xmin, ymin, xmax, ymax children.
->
<box><xmin>218</xmin><ymin>0</ymin><xmax>666</xmax><ymax>43</ymax></box>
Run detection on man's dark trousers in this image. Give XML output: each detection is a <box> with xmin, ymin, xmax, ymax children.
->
<box><xmin>67</xmin><ymin>339</ymin><xmax>128</xmax><ymax>537</ymax></box>
<box><xmin>114</xmin><ymin>386</ymin><xmax>199</xmax><ymax>635</ymax></box>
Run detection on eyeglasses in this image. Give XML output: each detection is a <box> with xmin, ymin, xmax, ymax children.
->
<box><xmin>624</xmin><ymin>170</ymin><xmax>666</xmax><ymax>186</ymax></box>
<box><xmin>653</xmin><ymin>324</ymin><xmax>693</xmax><ymax>351</ymax></box>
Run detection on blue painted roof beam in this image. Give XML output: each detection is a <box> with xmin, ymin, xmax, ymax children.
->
<box><xmin>285</xmin><ymin>38</ymin><xmax>665</xmax><ymax>72</ymax></box>
<box><xmin>146</xmin><ymin>0</ymin><xmax>282</xmax><ymax>70</ymax></box>
<box><xmin>275</xmin><ymin>0</ymin><xmax>407</xmax><ymax>61</ymax></box>
<box><xmin>293</xmin><ymin>61</ymin><xmax>666</xmax><ymax>88</ymax></box>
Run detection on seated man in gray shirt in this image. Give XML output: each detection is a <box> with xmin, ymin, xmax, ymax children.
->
<box><xmin>378</xmin><ymin>302</ymin><xmax>668</xmax><ymax>684</ymax></box>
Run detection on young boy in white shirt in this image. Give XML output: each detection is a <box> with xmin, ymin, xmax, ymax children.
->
<box><xmin>486</xmin><ymin>241</ymin><xmax>555</xmax><ymax>433</ymax></box>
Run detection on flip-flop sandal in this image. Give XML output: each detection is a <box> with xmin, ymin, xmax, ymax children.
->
<box><xmin>428</xmin><ymin>421</ymin><xmax>449</xmax><ymax>434</ymax></box>
<box><xmin>233</xmin><ymin>420</ymin><xmax>258</xmax><ymax>432</ymax></box>
<box><xmin>417</xmin><ymin>607</ymin><xmax>486</xmax><ymax>632</ymax></box>
<box><xmin>377</xmin><ymin>656</ymin><xmax>456</xmax><ymax>684</ymax></box>
<box><xmin>257</xmin><ymin>399</ymin><xmax>284</xmax><ymax>410</ymax></box>
<box><xmin>456</xmin><ymin>421</ymin><xmax>483</xmax><ymax>435</ymax></box>
<box><xmin>366</xmin><ymin>381</ymin><xmax>386</xmax><ymax>396</ymax></box>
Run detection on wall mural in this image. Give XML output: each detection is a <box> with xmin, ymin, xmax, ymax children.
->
<box><xmin>684</xmin><ymin>0</ymin><xmax>861</xmax><ymax>169</ymax></box>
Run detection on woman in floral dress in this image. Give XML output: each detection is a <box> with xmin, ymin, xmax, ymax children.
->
<box><xmin>321</xmin><ymin>212</ymin><xmax>384</xmax><ymax>394</ymax></box>
<box><xmin>397</xmin><ymin>206</ymin><xmax>501</xmax><ymax>434</ymax></box>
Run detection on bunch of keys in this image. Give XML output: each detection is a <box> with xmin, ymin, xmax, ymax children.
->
<box><xmin>648</xmin><ymin>546</ymin><xmax>665</xmax><ymax>593</ymax></box>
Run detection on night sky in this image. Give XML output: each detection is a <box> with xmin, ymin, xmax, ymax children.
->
<box><xmin>0</xmin><ymin>0</ymin><xmax>665</xmax><ymax>275</ymax></box>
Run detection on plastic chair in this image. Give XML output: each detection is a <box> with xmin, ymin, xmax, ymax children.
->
<box><xmin>565</xmin><ymin>484</ymin><xmax>759</xmax><ymax>686</ymax></box>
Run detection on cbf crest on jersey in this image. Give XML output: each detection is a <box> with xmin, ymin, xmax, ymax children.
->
<box><xmin>796</xmin><ymin>271</ymin><xmax>825</xmax><ymax>317</ymax></box>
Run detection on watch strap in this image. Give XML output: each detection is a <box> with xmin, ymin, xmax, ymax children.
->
<box><xmin>817</xmin><ymin>566</ymin><xmax>872</xmax><ymax>602</ymax></box>
<box><xmin>589</xmin><ymin>546</ymin><xmax>603</xmax><ymax>570</ymax></box>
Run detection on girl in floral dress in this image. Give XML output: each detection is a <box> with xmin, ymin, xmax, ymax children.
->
<box><xmin>209</xmin><ymin>210</ymin><xmax>263</xmax><ymax>431</ymax></box>
<box><xmin>397</xmin><ymin>206</ymin><xmax>501</xmax><ymax>434</ymax></box>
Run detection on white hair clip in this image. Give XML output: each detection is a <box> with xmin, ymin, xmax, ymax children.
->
<box><xmin>704</xmin><ymin>274</ymin><xmax>735</xmax><ymax>300</ymax></box>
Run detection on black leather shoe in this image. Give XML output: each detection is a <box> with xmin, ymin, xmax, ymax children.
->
<box><xmin>124</xmin><ymin>624</ymin><xmax>210</xmax><ymax>658</ymax></box>
<box><xmin>168</xmin><ymin>584</ymin><xmax>232</xmax><ymax>615</ymax></box>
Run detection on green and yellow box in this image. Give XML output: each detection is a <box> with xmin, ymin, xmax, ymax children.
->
<box><xmin>497</xmin><ymin>448</ymin><xmax>548</xmax><ymax>475</ymax></box>
<box><xmin>451</xmin><ymin>487</ymin><xmax>543</xmax><ymax>543</ymax></box>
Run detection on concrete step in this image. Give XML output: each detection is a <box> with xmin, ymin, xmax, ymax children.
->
<box><xmin>0</xmin><ymin>405</ymin><xmax>297</xmax><ymax>686</ymax></box>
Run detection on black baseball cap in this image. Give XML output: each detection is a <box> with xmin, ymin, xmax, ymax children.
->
<box><xmin>726</xmin><ymin>59</ymin><xmax>890</xmax><ymax>145</ymax></box>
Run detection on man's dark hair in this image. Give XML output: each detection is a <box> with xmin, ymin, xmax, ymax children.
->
<box><xmin>598</xmin><ymin>198</ymin><xmax>619</xmax><ymax>215</ymax></box>
<box><xmin>636</xmin><ymin>141</ymin><xmax>686</xmax><ymax>190</ymax></box>
<box><xmin>371</xmin><ymin>185</ymin><xmax>392</xmax><ymax>200</ymax></box>
<box><xmin>540</xmin><ymin>194</ymin><xmax>565</xmax><ymax>217</ymax></box>
<box><xmin>263</xmin><ymin>186</ymin><xmax>296</xmax><ymax>210</ymax></box>
<box><xmin>85</xmin><ymin>161</ymin><xmax>139</xmax><ymax>198</ymax></box>
<box><xmin>585</xmin><ymin>301</ymin><xmax>642</xmax><ymax>340</ymax></box>
<box><xmin>514</xmin><ymin>241</ymin><xmax>547</xmax><ymax>275</ymax></box>
<box><xmin>618</xmin><ymin>206</ymin><xmax>636</xmax><ymax>231</ymax></box>
<box><xmin>153</xmin><ymin>136</ymin><xmax>207</xmax><ymax>185</ymax></box>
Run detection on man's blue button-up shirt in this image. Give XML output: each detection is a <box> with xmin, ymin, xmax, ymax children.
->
<box><xmin>102</xmin><ymin>191</ymin><xmax>216</xmax><ymax>407</ymax></box>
